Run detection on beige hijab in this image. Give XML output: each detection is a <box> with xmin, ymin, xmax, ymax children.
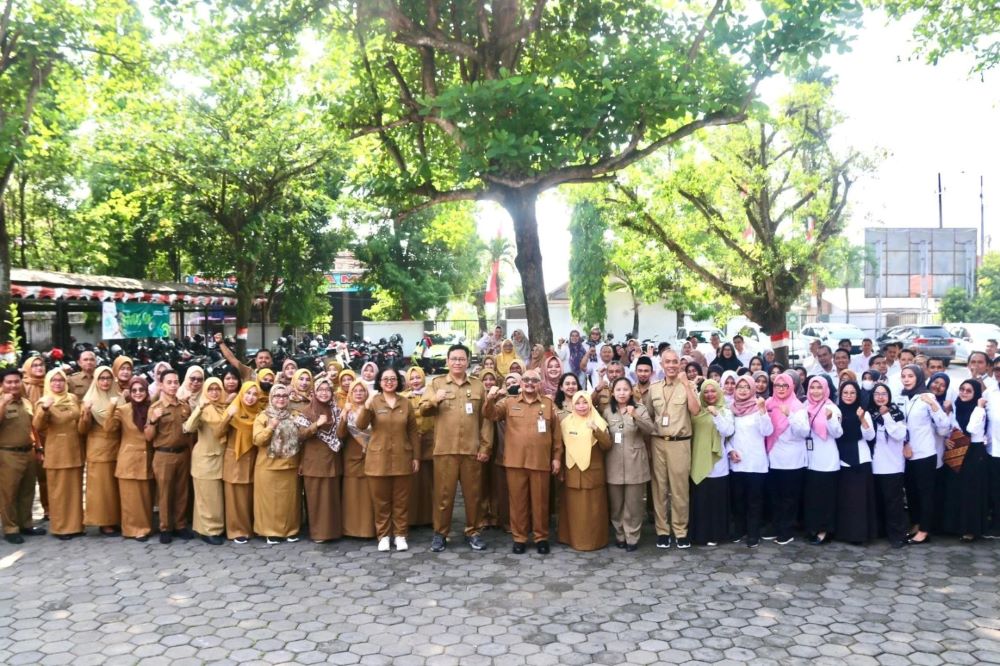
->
<box><xmin>560</xmin><ymin>391</ymin><xmax>607</xmax><ymax>472</ymax></box>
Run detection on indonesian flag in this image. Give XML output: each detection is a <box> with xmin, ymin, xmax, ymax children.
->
<box><xmin>484</xmin><ymin>260</ymin><xmax>499</xmax><ymax>304</ymax></box>
<box><xmin>742</xmin><ymin>225</ymin><xmax>754</xmax><ymax>242</ymax></box>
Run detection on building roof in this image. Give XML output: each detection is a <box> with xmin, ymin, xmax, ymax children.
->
<box><xmin>11</xmin><ymin>269</ymin><xmax>238</xmax><ymax>306</ymax></box>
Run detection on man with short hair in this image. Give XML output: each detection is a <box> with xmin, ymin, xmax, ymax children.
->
<box><xmin>144</xmin><ymin>369</ymin><xmax>194</xmax><ymax>544</ymax></box>
<box><xmin>837</xmin><ymin>338</ymin><xmax>853</xmax><ymax>353</ymax></box>
<box><xmin>217</xmin><ymin>333</ymin><xmax>273</xmax><ymax>381</ymax></box>
<box><xmin>484</xmin><ymin>369</ymin><xmax>562</xmax><ymax>555</ymax></box>
<box><xmin>633</xmin><ymin>357</ymin><xmax>655</xmax><ymax>401</ymax></box>
<box><xmin>704</xmin><ymin>333</ymin><xmax>722</xmax><ymax>366</ymax></box>
<box><xmin>644</xmin><ymin>349</ymin><xmax>700</xmax><ymax>549</ymax></box>
<box><xmin>67</xmin><ymin>350</ymin><xmax>97</xmax><ymax>400</ymax></box>
<box><xmin>813</xmin><ymin>345</ymin><xmax>835</xmax><ymax>377</ymax></box>
<box><xmin>850</xmin><ymin>338</ymin><xmax>877</xmax><ymax>373</ymax></box>
<box><xmin>968</xmin><ymin>351</ymin><xmax>997</xmax><ymax>391</ymax></box>
<box><xmin>421</xmin><ymin>344</ymin><xmax>493</xmax><ymax>552</ymax></box>
<box><xmin>593</xmin><ymin>361</ymin><xmax>626</xmax><ymax>410</ymax></box>
<box><xmin>986</xmin><ymin>339</ymin><xmax>998</xmax><ymax>363</ymax></box>
<box><xmin>884</xmin><ymin>342</ymin><xmax>902</xmax><ymax>376</ymax></box>
<box><xmin>587</xmin><ymin>344</ymin><xmax>616</xmax><ymax>390</ymax></box>
<box><xmin>0</xmin><ymin>368</ymin><xmax>45</xmax><ymax>544</ymax></box>
<box><xmin>733</xmin><ymin>335</ymin><xmax>752</xmax><ymax>367</ymax></box>
<box><xmin>833</xmin><ymin>349</ymin><xmax>851</xmax><ymax>377</ymax></box>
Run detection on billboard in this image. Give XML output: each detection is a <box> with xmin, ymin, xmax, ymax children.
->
<box><xmin>863</xmin><ymin>228</ymin><xmax>977</xmax><ymax>298</ymax></box>
<box><xmin>102</xmin><ymin>302</ymin><xmax>171</xmax><ymax>339</ymax></box>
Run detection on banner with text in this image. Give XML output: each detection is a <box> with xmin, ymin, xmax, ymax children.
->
<box><xmin>102</xmin><ymin>302</ymin><xmax>171</xmax><ymax>339</ymax></box>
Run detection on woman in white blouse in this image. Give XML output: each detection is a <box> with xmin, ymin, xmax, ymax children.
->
<box><xmin>803</xmin><ymin>376</ymin><xmax>843</xmax><ymax>545</ymax></box>
<box><xmin>726</xmin><ymin>377</ymin><xmax>773</xmax><ymax>548</ymax></box>
<box><xmin>765</xmin><ymin>372</ymin><xmax>810</xmax><ymax>545</ymax></box>
<box><xmin>862</xmin><ymin>382</ymin><xmax>909</xmax><ymax>548</ymax></box>
<box><xmin>900</xmin><ymin>365</ymin><xmax>950</xmax><ymax>545</ymax></box>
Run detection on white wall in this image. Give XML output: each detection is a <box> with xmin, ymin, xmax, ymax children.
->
<box><xmin>507</xmin><ymin>295</ymin><xmax>679</xmax><ymax>343</ymax></box>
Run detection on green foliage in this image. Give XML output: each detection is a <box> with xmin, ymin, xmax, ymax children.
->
<box><xmin>940</xmin><ymin>287</ymin><xmax>975</xmax><ymax>323</ymax></box>
<box><xmin>943</xmin><ymin>252</ymin><xmax>1000</xmax><ymax>325</ymax></box>
<box><xmin>877</xmin><ymin>0</ymin><xmax>1000</xmax><ymax>72</ymax></box>
<box><xmin>568</xmin><ymin>201</ymin><xmax>607</xmax><ymax>330</ymax></box>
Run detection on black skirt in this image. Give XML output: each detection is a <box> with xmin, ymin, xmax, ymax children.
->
<box><xmin>836</xmin><ymin>462</ymin><xmax>878</xmax><ymax>543</ymax></box>
<box><xmin>689</xmin><ymin>476</ymin><xmax>730</xmax><ymax>545</ymax></box>
<box><xmin>803</xmin><ymin>469</ymin><xmax>838</xmax><ymax>535</ymax></box>
<box><xmin>941</xmin><ymin>442</ymin><xmax>989</xmax><ymax>537</ymax></box>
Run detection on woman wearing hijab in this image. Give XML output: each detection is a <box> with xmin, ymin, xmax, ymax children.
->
<box><xmin>541</xmin><ymin>355</ymin><xmax>563</xmax><ymax>399</ymax></box>
<box><xmin>222</xmin><ymin>382</ymin><xmax>263</xmax><ymax>543</ymax></box>
<box><xmin>496</xmin><ymin>339</ymin><xmax>520</xmax><ymax>377</ymax></box>
<box><xmin>256</xmin><ymin>367</ymin><xmax>277</xmax><ymax>395</ymax></box>
<box><xmin>182</xmin><ymin>377</ymin><xmax>229</xmax><ymax>545</ymax></box>
<box><xmin>802</xmin><ymin>376</ymin><xmax>843</xmax><ymax>545</ymax></box>
<box><xmin>279</xmin><ymin>358</ymin><xmax>298</xmax><ymax>386</ymax></box>
<box><xmin>690</xmin><ymin>379</ymin><xmax>736</xmax><ymax>547</ymax></box>
<box><xmin>510</xmin><ymin>329</ymin><xmax>531</xmax><ymax>363</ymax></box>
<box><xmin>715</xmin><ymin>343</ymin><xmax>743</xmax><ymax>372</ymax></box>
<box><xmin>404</xmin><ymin>366</ymin><xmax>435</xmax><ymax>527</ymax></box>
<box><xmin>356</xmin><ymin>368</ymin><xmax>419</xmax><ymax>551</ymax></box>
<box><xmin>526</xmin><ymin>344</ymin><xmax>545</xmax><ymax>372</ymax></box>
<box><xmin>480</xmin><ymin>369</ymin><xmax>510</xmax><ymax>531</ymax></box>
<box><xmin>33</xmin><ymin>368</ymin><xmax>84</xmax><ymax>539</ymax></box>
<box><xmin>602</xmin><ymin>377</ymin><xmax>654</xmax><ymax>551</ymax></box>
<box><xmin>901</xmin><ymin>365</ymin><xmax>950</xmax><ymax>545</ymax></box>
<box><xmin>21</xmin><ymin>355</ymin><xmax>48</xmax><ymax>520</ymax></box>
<box><xmin>359</xmin><ymin>361</ymin><xmax>379</xmax><ymax>392</ymax></box>
<box><xmin>719</xmin><ymin>370</ymin><xmax>738</xmax><ymax>408</ymax></box>
<box><xmin>335</xmin><ymin>369</ymin><xmax>356</xmax><ymax>410</ymax></box>
<box><xmin>337</xmin><ymin>379</ymin><xmax>376</xmax><ymax>539</ymax></box>
<box><xmin>299</xmin><ymin>374</ymin><xmax>344</xmax><ymax>543</ymax></box>
<box><xmin>564</xmin><ymin>330</ymin><xmax>588</xmax><ymax>386</ymax></box>
<box><xmin>859</xmin><ymin>370</ymin><xmax>881</xmax><ymax>409</ymax></box>
<box><xmin>863</xmin><ymin>382</ymin><xmax>909</xmax><ymax>548</ymax></box>
<box><xmin>765</xmin><ymin>373</ymin><xmax>810</xmax><ymax>545</ymax></box>
<box><xmin>289</xmin><ymin>368</ymin><xmax>314</xmax><ymax>412</ymax></box>
<box><xmin>79</xmin><ymin>366</ymin><xmax>122</xmax><ymax>535</ymax></box>
<box><xmin>727</xmin><ymin>374</ymin><xmax>773</xmax><ymax>548</ymax></box>
<box><xmin>752</xmin><ymin>371</ymin><xmax>770</xmax><ymax>400</ymax></box>
<box><xmin>558</xmin><ymin>391</ymin><xmax>612</xmax><ymax>551</ymax></box>
<box><xmin>112</xmin><ymin>356</ymin><xmax>133</xmax><ymax>396</ymax></box>
<box><xmin>508</xmin><ymin>359</ymin><xmax>525</xmax><ymax>377</ymax></box>
<box><xmin>176</xmin><ymin>365</ymin><xmax>205</xmax><ymax>410</ymax></box>
<box><xmin>253</xmin><ymin>384</ymin><xmax>311</xmax><ymax>544</ymax></box>
<box><xmin>112</xmin><ymin>377</ymin><xmax>154</xmax><ymax>540</ymax></box>
<box><xmin>941</xmin><ymin>380</ymin><xmax>989</xmax><ymax>542</ymax></box>
<box><xmin>835</xmin><ymin>381</ymin><xmax>878</xmax><ymax>545</ymax></box>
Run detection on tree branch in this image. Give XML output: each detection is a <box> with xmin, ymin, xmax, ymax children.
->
<box><xmin>686</xmin><ymin>0</ymin><xmax>725</xmax><ymax>64</ymax></box>
<box><xmin>375</xmin><ymin>1</ymin><xmax>481</xmax><ymax>61</ymax></box>
<box><xmin>396</xmin><ymin>185</ymin><xmax>492</xmax><ymax>219</ymax></box>
<box><xmin>676</xmin><ymin>188</ymin><xmax>755</xmax><ymax>265</ymax></box>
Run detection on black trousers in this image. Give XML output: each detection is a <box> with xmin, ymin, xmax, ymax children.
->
<box><xmin>875</xmin><ymin>473</ymin><xmax>907</xmax><ymax>544</ymax></box>
<box><xmin>769</xmin><ymin>468</ymin><xmax>804</xmax><ymax>540</ymax></box>
<box><xmin>988</xmin><ymin>457</ymin><xmax>1000</xmax><ymax>533</ymax></box>
<box><xmin>904</xmin><ymin>455</ymin><xmax>936</xmax><ymax>531</ymax></box>
<box><xmin>730</xmin><ymin>472</ymin><xmax>765</xmax><ymax>541</ymax></box>
<box><xmin>803</xmin><ymin>469</ymin><xmax>838</xmax><ymax>535</ymax></box>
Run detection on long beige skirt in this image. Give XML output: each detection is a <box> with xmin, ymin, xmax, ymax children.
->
<box><xmin>253</xmin><ymin>467</ymin><xmax>300</xmax><ymax>538</ymax></box>
<box><xmin>49</xmin><ymin>467</ymin><xmax>84</xmax><ymax>536</ymax></box>
<box><xmin>118</xmin><ymin>478</ymin><xmax>153</xmax><ymax>538</ymax></box>
<box><xmin>558</xmin><ymin>484</ymin><xmax>610</xmax><ymax>551</ymax></box>
<box><xmin>224</xmin><ymin>482</ymin><xmax>253</xmax><ymax>539</ymax></box>
<box><xmin>85</xmin><ymin>461</ymin><xmax>121</xmax><ymax>527</ymax></box>
<box><xmin>193</xmin><ymin>477</ymin><xmax>225</xmax><ymax>536</ymax></box>
<box><xmin>304</xmin><ymin>475</ymin><xmax>343</xmax><ymax>541</ymax></box>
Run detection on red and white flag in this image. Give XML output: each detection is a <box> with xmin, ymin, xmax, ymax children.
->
<box><xmin>484</xmin><ymin>261</ymin><xmax>499</xmax><ymax>304</ymax></box>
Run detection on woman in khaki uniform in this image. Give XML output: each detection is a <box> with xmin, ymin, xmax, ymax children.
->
<box><xmin>479</xmin><ymin>370</ymin><xmax>508</xmax><ymax>531</ymax></box>
<box><xmin>112</xmin><ymin>356</ymin><xmax>133</xmax><ymax>397</ymax></box>
<box><xmin>80</xmin><ymin>366</ymin><xmax>122</xmax><ymax>534</ymax></box>
<box><xmin>113</xmin><ymin>377</ymin><xmax>154</xmax><ymax>540</ymax></box>
<box><xmin>337</xmin><ymin>379</ymin><xmax>376</xmax><ymax>538</ymax></box>
<box><xmin>299</xmin><ymin>374</ymin><xmax>343</xmax><ymax>542</ymax></box>
<box><xmin>558</xmin><ymin>391</ymin><xmax>612</xmax><ymax>551</ymax></box>
<box><xmin>289</xmin><ymin>368</ymin><xmax>313</xmax><ymax>413</ymax></box>
<box><xmin>603</xmin><ymin>377</ymin><xmax>654</xmax><ymax>551</ymax></box>
<box><xmin>404</xmin><ymin>366</ymin><xmax>434</xmax><ymax>527</ymax></box>
<box><xmin>252</xmin><ymin>384</ymin><xmax>315</xmax><ymax>544</ymax></box>
<box><xmin>21</xmin><ymin>355</ymin><xmax>48</xmax><ymax>520</ymax></box>
<box><xmin>335</xmin><ymin>369</ymin><xmax>356</xmax><ymax>410</ymax></box>
<box><xmin>33</xmin><ymin>368</ymin><xmax>84</xmax><ymax>539</ymax></box>
<box><xmin>356</xmin><ymin>368</ymin><xmax>419</xmax><ymax>551</ymax></box>
<box><xmin>183</xmin><ymin>377</ymin><xmax>229</xmax><ymax>544</ymax></box>
<box><xmin>222</xmin><ymin>381</ymin><xmax>263</xmax><ymax>543</ymax></box>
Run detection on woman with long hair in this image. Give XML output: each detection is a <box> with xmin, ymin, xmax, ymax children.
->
<box><xmin>603</xmin><ymin>377</ymin><xmax>654</xmax><ymax>551</ymax></box>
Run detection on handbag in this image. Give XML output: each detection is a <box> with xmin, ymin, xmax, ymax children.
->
<box><xmin>942</xmin><ymin>428</ymin><xmax>971</xmax><ymax>473</ymax></box>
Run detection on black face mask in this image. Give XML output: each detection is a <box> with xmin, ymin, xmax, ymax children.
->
<box><xmin>259</xmin><ymin>381</ymin><xmax>273</xmax><ymax>394</ymax></box>
<box><xmin>507</xmin><ymin>386</ymin><xmax>520</xmax><ymax>396</ymax></box>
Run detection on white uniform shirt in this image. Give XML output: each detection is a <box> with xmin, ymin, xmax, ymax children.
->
<box><xmin>728</xmin><ymin>411</ymin><xmax>774</xmax><ymax>474</ymax></box>
<box><xmin>863</xmin><ymin>413</ymin><xmax>907</xmax><ymax>475</ymax></box>
<box><xmin>767</xmin><ymin>408</ymin><xmax>810</xmax><ymax>470</ymax></box>
<box><xmin>902</xmin><ymin>394</ymin><xmax>951</xmax><ymax>462</ymax></box>
<box><xmin>707</xmin><ymin>411</ymin><xmax>735</xmax><ymax>479</ymax></box>
<box><xmin>850</xmin><ymin>352</ymin><xmax>876</xmax><ymax>374</ymax></box>
<box><xmin>985</xmin><ymin>388</ymin><xmax>1000</xmax><ymax>457</ymax></box>
<box><xmin>805</xmin><ymin>403</ymin><xmax>843</xmax><ymax>472</ymax></box>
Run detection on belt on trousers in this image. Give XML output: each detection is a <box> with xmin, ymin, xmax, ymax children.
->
<box><xmin>0</xmin><ymin>446</ymin><xmax>32</xmax><ymax>452</ymax></box>
<box><xmin>664</xmin><ymin>435</ymin><xmax>691</xmax><ymax>442</ymax></box>
<box><xmin>154</xmin><ymin>446</ymin><xmax>187</xmax><ymax>454</ymax></box>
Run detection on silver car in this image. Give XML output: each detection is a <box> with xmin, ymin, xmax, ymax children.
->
<box><xmin>877</xmin><ymin>325</ymin><xmax>957</xmax><ymax>360</ymax></box>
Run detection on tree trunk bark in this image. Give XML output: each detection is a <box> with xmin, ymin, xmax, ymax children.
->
<box><xmin>234</xmin><ymin>239</ymin><xmax>254</xmax><ymax>359</ymax></box>
<box><xmin>474</xmin><ymin>292</ymin><xmax>487</xmax><ymax>333</ymax></box>
<box><xmin>0</xmin><ymin>201</ymin><xmax>11</xmax><ymax>344</ymax></box>
<box><xmin>753</xmin><ymin>307</ymin><xmax>790</xmax><ymax>367</ymax></box>
<box><xmin>631</xmin><ymin>296</ymin><xmax>640</xmax><ymax>339</ymax></box>
<box><xmin>501</xmin><ymin>189</ymin><xmax>553</xmax><ymax>346</ymax></box>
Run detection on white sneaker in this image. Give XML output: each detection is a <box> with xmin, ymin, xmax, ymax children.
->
<box><xmin>395</xmin><ymin>536</ymin><xmax>408</xmax><ymax>551</ymax></box>
<box><xmin>377</xmin><ymin>536</ymin><xmax>391</xmax><ymax>552</ymax></box>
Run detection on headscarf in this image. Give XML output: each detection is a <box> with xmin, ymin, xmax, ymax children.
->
<box><xmin>720</xmin><ymin>370</ymin><xmax>738</xmax><ymax>406</ymax></box>
<box><xmin>359</xmin><ymin>362</ymin><xmax>378</xmax><ymax>390</ymax></box>
<box><xmin>927</xmin><ymin>371</ymin><xmax>950</xmax><ymax>406</ymax></box>
<box><xmin>307</xmin><ymin>374</ymin><xmax>342</xmax><ymax>453</ymax></box>
<box><xmin>836</xmin><ymin>380</ymin><xmax>864</xmax><ymax>466</ymax></box>
<box><xmin>263</xmin><ymin>384</ymin><xmax>301</xmax><ymax>458</ymax></box>
<box><xmin>567</xmin><ymin>331</ymin><xmax>587</xmax><ymax>377</ymax></box>
<box><xmin>42</xmin><ymin>368</ymin><xmax>76</xmax><ymax>410</ymax></box>
<box><xmin>177</xmin><ymin>365</ymin><xmax>205</xmax><ymax>406</ymax></box>
<box><xmin>479</xmin><ymin>369</ymin><xmax>498</xmax><ymax>388</ymax></box>
<box><xmin>560</xmin><ymin>391</ymin><xmax>607</xmax><ymax>472</ymax></box>
<box><xmin>83</xmin><ymin>366</ymin><xmax>117</xmax><ymax>427</ymax></box>
<box><xmin>954</xmin><ymin>379</ymin><xmax>983</xmax><ymax>436</ymax></box>
<box><xmin>21</xmin><ymin>356</ymin><xmax>45</xmax><ymax>404</ymax></box>
<box><xmin>510</xmin><ymin>329</ymin><xmax>530</xmax><ymax>363</ymax></box>
<box><xmin>731</xmin><ymin>376</ymin><xmax>759</xmax><ymax>417</ymax></box>
<box><xmin>526</xmin><ymin>346</ymin><xmax>545</xmax><ymax>372</ymax></box>
<box><xmin>290</xmin><ymin>368</ymin><xmax>314</xmax><ymax>402</ymax></box>
<box><xmin>279</xmin><ymin>358</ymin><xmax>298</xmax><ymax>384</ymax></box>
<box><xmin>508</xmin><ymin>359</ymin><xmax>525</xmax><ymax>376</ymax></box>
<box><xmin>111</xmin><ymin>355</ymin><xmax>133</xmax><ymax>391</ymax></box>
<box><xmin>691</xmin><ymin>380</ymin><xmax>726</xmax><ymax>484</ymax></box>
<box><xmin>765</xmin><ymin>373</ymin><xmax>804</xmax><ymax>452</ymax></box>
<box><xmin>901</xmin><ymin>364</ymin><xmax>930</xmax><ymax>398</ymax></box>
<box><xmin>125</xmin><ymin>377</ymin><xmax>151</xmax><ymax>431</ymax></box>
<box><xmin>335</xmin><ymin>368</ymin><xmax>357</xmax><ymax>409</ymax></box>
<box><xmin>149</xmin><ymin>361</ymin><xmax>173</xmax><ymax>399</ymax></box>
<box><xmin>752</xmin><ymin>370</ymin><xmax>770</xmax><ymax>400</ymax></box>
<box><xmin>785</xmin><ymin>368</ymin><xmax>805</xmax><ymax>401</ymax></box>
<box><xmin>198</xmin><ymin>377</ymin><xmax>228</xmax><ymax>425</ymax></box>
<box><xmin>231</xmin><ymin>381</ymin><xmax>264</xmax><ymax>459</ymax></box>
<box><xmin>345</xmin><ymin>379</ymin><xmax>372</xmax><ymax>450</ymax></box>
<box><xmin>541</xmin><ymin>355</ymin><xmax>562</xmax><ymax>398</ymax></box>
<box><xmin>406</xmin><ymin>366</ymin><xmax>427</xmax><ymax>396</ymax></box>
<box><xmin>716</xmin><ymin>342</ymin><xmax>743</xmax><ymax>372</ymax></box>
<box><xmin>496</xmin><ymin>339</ymin><xmax>519</xmax><ymax>376</ymax></box>
<box><xmin>805</xmin><ymin>376</ymin><xmax>833</xmax><ymax>440</ymax></box>
<box><xmin>839</xmin><ymin>369</ymin><xmax>858</xmax><ymax>386</ymax></box>
<box><xmin>868</xmin><ymin>381</ymin><xmax>904</xmax><ymax>431</ymax></box>
<box><xmin>256</xmin><ymin>368</ymin><xmax>276</xmax><ymax>394</ymax></box>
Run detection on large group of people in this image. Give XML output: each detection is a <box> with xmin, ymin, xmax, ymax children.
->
<box><xmin>2</xmin><ymin>326</ymin><xmax>999</xmax><ymax>555</ymax></box>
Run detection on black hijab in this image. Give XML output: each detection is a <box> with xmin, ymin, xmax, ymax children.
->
<box><xmin>900</xmin><ymin>364</ymin><xmax>930</xmax><ymax>398</ymax></box>
<box><xmin>716</xmin><ymin>343</ymin><xmax>743</xmax><ymax>372</ymax></box>
<box><xmin>927</xmin><ymin>372</ymin><xmax>950</xmax><ymax>406</ymax></box>
<box><xmin>868</xmin><ymin>381</ymin><xmax>904</xmax><ymax>432</ymax></box>
<box><xmin>836</xmin><ymin>380</ymin><xmax>864</xmax><ymax>466</ymax></box>
<box><xmin>954</xmin><ymin>379</ymin><xmax>983</xmax><ymax>436</ymax></box>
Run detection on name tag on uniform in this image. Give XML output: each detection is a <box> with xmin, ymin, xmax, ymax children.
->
<box><xmin>661</xmin><ymin>415</ymin><xmax>670</xmax><ymax>427</ymax></box>
<box><xmin>614</xmin><ymin>431</ymin><xmax>623</xmax><ymax>444</ymax></box>
<box><xmin>465</xmin><ymin>402</ymin><xmax>474</xmax><ymax>415</ymax></box>
<box><xmin>537</xmin><ymin>418</ymin><xmax>546</xmax><ymax>433</ymax></box>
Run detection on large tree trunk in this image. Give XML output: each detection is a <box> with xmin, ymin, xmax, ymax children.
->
<box><xmin>501</xmin><ymin>189</ymin><xmax>553</xmax><ymax>346</ymax></box>
<box><xmin>473</xmin><ymin>291</ymin><xmax>488</xmax><ymax>333</ymax></box>
<box><xmin>234</xmin><ymin>240</ymin><xmax>254</xmax><ymax>359</ymax></box>
<box><xmin>752</xmin><ymin>306</ymin><xmax>790</xmax><ymax>367</ymax></box>
<box><xmin>631</xmin><ymin>296</ymin><xmax>640</xmax><ymax>339</ymax></box>
<box><xmin>0</xmin><ymin>201</ymin><xmax>10</xmax><ymax>344</ymax></box>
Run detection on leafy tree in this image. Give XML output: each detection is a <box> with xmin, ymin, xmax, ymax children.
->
<box><xmin>472</xmin><ymin>235</ymin><xmax>516</xmax><ymax>332</ymax></box>
<box><xmin>568</xmin><ymin>200</ymin><xmax>607</xmax><ymax>331</ymax></box>
<box><xmin>877</xmin><ymin>0</ymin><xmax>1000</xmax><ymax>72</ymax></box>
<box><xmin>607</xmin><ymin>83</ymin><xmax>860</xmax><ymax>363</ymax></box>
<box><xmin>940</xmin><ymin>287</ymin><xmax>974</xmax><ymax>323</ymax></box>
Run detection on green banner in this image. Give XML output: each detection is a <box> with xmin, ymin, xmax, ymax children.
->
<box><xmin>102</xmin><ymin>302</ymin><xmax>171</xmax><ymax>339</ymax></box>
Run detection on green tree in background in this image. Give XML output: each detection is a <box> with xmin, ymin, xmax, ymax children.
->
<box><xmin>876</xmin><ymin>0</ymin><xmax>1000</xmax><ymax>72</ymax></box>
<box><xmin>568</xmin><ymin>200</ymin><xmax>607</xmax><ymax>331</ymax></box>
<box><xmin>942</xmin><ymin>253</ymin><xmax>1000</xmax><ymax>325</ymax></box>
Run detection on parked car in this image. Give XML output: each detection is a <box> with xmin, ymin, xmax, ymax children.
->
<box><xmin>799</xmin><ymin>324</ymin><xmax>869</xmax><ymax>355</ymax></box>
<box><xmin>944</xmin><ymin>323</ymin><xmax>1000</xmax><ymax>364</ymax></box>
<box><xmin>411</xmin><ymin>330</ymin><xmax>466</xmax><ymax>374</ymax></box>
<box><xmin>876</xmin><ymin>325</ymin><xmax>957</xmax><ymax>360</ymax></box>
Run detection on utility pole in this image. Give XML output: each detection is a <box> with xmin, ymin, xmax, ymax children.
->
<box><xmin>937</xmin><ymin>172</ymin><xmax>944</xmax><ymax>229</ymax></box>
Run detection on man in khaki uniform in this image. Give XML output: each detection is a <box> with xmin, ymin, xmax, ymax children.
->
<box><xmin>644</xmin><ymin>349</ymin><xmax>700</xmax><ymax>549</ymax></box>
<box><xmin>0</xmin><ymin>368</ymin><xmax>45</xmax><ymax>544</ymax></box>
<box><xmin>144</xmin><ymin>369</ymin><xmax>194</xmax><ymax>544</ymax></box>
<box><xmin>592</xmin><ymin>361</ymin><xmax>628</xmax><ymax>412</ymax></box>
<box><xmin>419</xmin><ymin>344</ymin><xmax>492</xmax><ymax>552</ymax></box>
<box><xmin>67</xmin><ymin>350</ymin><xmax>97</xmax><ymax>400</ymax></box>
<box><xmin>484</xmin><ymin>369</ymin><xmax>562</xmax><ymax>554</ymax></box>
<box><xmin>215</xmin><ymin>333</ymin><xmax>273</xmax><ymax>382</ymax></box>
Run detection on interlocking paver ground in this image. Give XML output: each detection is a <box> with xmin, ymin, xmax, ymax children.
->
<box><xmin>2</xmin><ymin>500</ymin><xmax>999</xmax><ymax>665</ymax></box>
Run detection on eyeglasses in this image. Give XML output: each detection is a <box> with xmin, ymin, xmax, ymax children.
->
<box><xmin>129</xmin><ymin>388</ymin><xmax>146</xmax><ymax>394</ymax></box>
<box><xmin>522</xmin><ymin>378</ymin><xmax>540</xmax><ymax>384</ymax></box>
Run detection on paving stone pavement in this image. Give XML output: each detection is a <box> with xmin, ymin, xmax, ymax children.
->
<box><xmin>1</xmin><ymin>514</ymin><xmax>999</xmax><ymax>666</ymax></box>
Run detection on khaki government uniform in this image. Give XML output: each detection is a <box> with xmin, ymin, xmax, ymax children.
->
<box><xmin>299</xmin><ymin>406</ymin><xmax>343</xmax><ymax>542</ymax></box>
<box><xmin>644</xmin><ymin>379</ymin><xmax>696</xmax><ymax>538</ymax></box>
<box><xmin>67</xmin><ymin>372</ymin><xmax>93</xmax><ymax>401</ymax></box>
<box><xmin>252</xmin><ymin>412</ymin><xmax>310</xmax><ymax>538</ymax></box>
<box><xmin>337</xmin><ymin>414</ymin><xmax>376</xmax><ymax>538</ymax></box>
<box><xmin>147</xmin><ymin>399</ymin><xmax>194</xmax><ymax>532</ymax></box>
<box><xmin>222</xmin><ymin>420</ymin><xmax>257</xmax><ymax>540</ymax></box>
<box><xmin>356</xmin><ymin>395</ymin><xmax>419</xmax><ymax>539</ymax></box>
<box><xmin>0</xmin><ymin>398</ymin><xmax>38</xmax><ymax>535</ymax></box>
<box><xmin>21</xmin><ymin>379</ymin><xmax>48</xmax><ymax>518</ymax></box>
<box><xmin>112</xmin><ymin>404</ymin><xmax>154</xmax><ymax>537</ymax></box>
<box><xmin>485</xmin><ymin>393</ymin><xmax>563</xmax><ymax>543</ymax></box>
<box><xmin>558</xmin><ymin>420</ymin><xmax>612</xmax><ymax>551</ymax></box>
<box><xmin>184</xmin><ymin>404</ymin><xmax>229</xmax><ymax>536</ymax></box>
<box><xmin>32</xmin><ymin>397</ymin><xmax>84</xmax><ymax>536</ymax></box>
<box><xmin>603</xmin><ymin>404</ymin><xmax>655</xmax><ymax>546</ymax></box>
<box><xmin>80</xmin><ymin>406</ymin><xmax>122</xmax><ymax>527</ymax></box>
<box><xmin>419</xmin><ymin>374</ymin><xmax>493</xmax><ymax>538</ymax></box>
<box><xmin>404</xmin><ymin>391</ymin><xmax>435</xmax><ymax>527</ymax></box>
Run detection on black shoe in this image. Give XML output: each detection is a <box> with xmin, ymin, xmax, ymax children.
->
<box><xmin>201</xmin><ymin>534</ymin><xmax>224</xmax><ymax>545</ymax></box>
<box><xmin>656</xmin><ymin>534</ymin><xmax>671</xmax><ymax>549</ymax></box>
<box><xmin>159</xmin><ymin>532</ymin><xmax>173</xmax><ymax>544</ymax></box>
<box><xmin>625</xmin><ymin>543</ymin><xmax>638</xmax><ymax>552</ymax></box>
<box><xmin>808</xmin><ymin>534</ymin><xmax>827</xmax><ymax>546</ymax></box>
<box><xmin>56</xmin><ymin>534</ymin><xmax>74</xmax><ymax>541</ymax></box>
<box><xmin>466</xmin><ymin>534</ymin><xmax>487</xmax><ymax>551</ymax></box>
<box><xmin>19</xmin><ymin>527</ymin><xmax>46</xmax><ymax>536</ymax></box>
<box><xmin>430</xmin><ymin>533</ymin><xmax>447</xmax><ymax>552</ymax></box>
<box><xmin>960</xmin><ymin>535</ymin><xmax>976</xmax><ymax>543</ymax></box>
<box><xmin>174</xmin><ymin>528</ymin><xmax>194</xmax><ymax>540</ymax></box>
<box><xmin>730</xmin><ymin>534</ymin><xmax>746</xmax><ymax>544</ymax></box>
<box><xmin>4</xmin><ymin>533</ymin><xmax>24</xmax><ymax>545</ymax></box>
<box><xmin>536</xmin><ymin>540</ymin><xmax>550</xmax><ymax>555</ymax></box>
<box><xmin>675</xmin><ymin>537</ymin><xmax>691</xmax><ymax>549</ymax></box>
<box><xmin>512</xmin><ymin>542</ymin><xmax>526</xmax><ymax>554</ymax></box>
<box><xmin>615</xmin><ymin>540</ymin><xmax>626</xmax><ymax>549</ymax></box>
<box><xmin>890</xmin><ymin>539</ymin><xmax>907</xmax><ymax>549</ymax></box>
<box><xmin>135</xmin><ymin>535</ymin><xmax>149</xmax><ymax>542</ymax></box>
<box><xmin>747</xmin><ymin>538</ymin><xmax>760</xmax><ymax>549</ymax></box>
<box><xmin>265</xmin><ymin>536</ymin><xmax>282</xmax><ymax>545</ymax></box>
